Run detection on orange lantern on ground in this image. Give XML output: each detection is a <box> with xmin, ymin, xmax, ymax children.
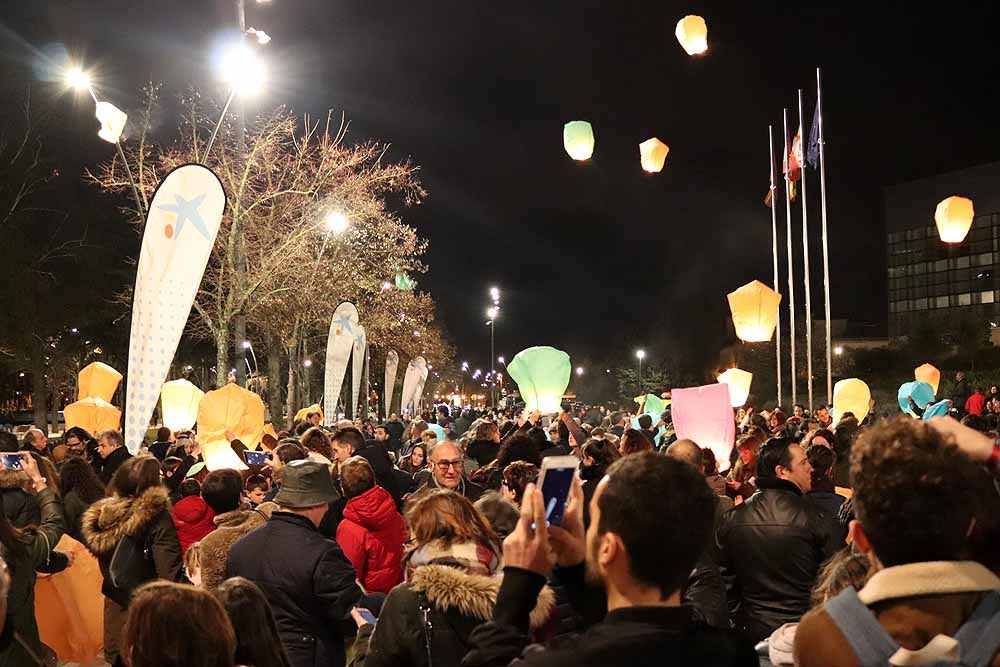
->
<box><xmin>675</xmin><ymin>15</ymin><xmax>709</xmax><ymax>55</ymax></box>
<box><xmin>639</xmin><ymin>138</ymin><xmax>669</xmax><ymax>173</ymax></box>
<box><xmin>197</xmin><ymin>384</ymin><xmax>265</xmax><ymax>471</ymax></box>
<box><xmin>717</xmin><ymin>368</ymin><xmax>753</xmax><ymax>408</ymax></box>
<box><xmin>64</xmin><ymin>397</ymin><xmax>121</xmax><ymax>434</ymax></box>
<box><xmin>935</xmin><ymin>196</ymin><xmax>974</xmax><ymax>243</ymax></box>
<box><xmin>914</xmin><ymin>363</ymin><xmax>941</xmax><ymax>396</ymax></box>
<box><xmin>160</xmin><ymin>379</ymin><xmax>204</xmax><ymax>432</ymax></box>
<box><xmin>77</xmin><ymin>362</ymin><xmax>122</xmax><ymax>402</ymax></box>
<box><xmin>727</xmin><ymin>280</ymin><xmax>783</xmax><ymax>342</ymax></box>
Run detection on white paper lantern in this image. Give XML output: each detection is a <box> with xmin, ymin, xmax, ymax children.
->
<box><xmin>675</xmin><ymin>15</ymin><xmax>709</xmax><ymax>56</ymax></box>
<box><xmin>717</xmin><ymin>368</ymin><xmax>753</xmax><ymax>408</ymax></box>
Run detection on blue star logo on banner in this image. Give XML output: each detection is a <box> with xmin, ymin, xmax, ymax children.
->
<box><xmin>333</xmin><ymin>314</ymin><xmax>355</xmax><ymax>337</ymax></box>
<box><xmin>158</xmin><ymin>193</ymin><xmax>210</xmax><ymax>240</ymax></box>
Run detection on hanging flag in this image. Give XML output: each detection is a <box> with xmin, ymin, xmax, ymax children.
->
<box><xmin>807</xmin><ymin>102</ymin><xmax>820</xmax><ymax>169</ymax></box>
<box><xmin>350</xmin><ymin>325</ymin><xmax>367</xmax><ymax>418</ymax></box>
<box><xmin>384</xmin><ymin>350</ymin><xmax>399</xmax><ymax>416</ymax></box>
<box><xmin>123</xmin><ymin>164</ymin><xmax>226</xmax><ymax>452</ymax></box>
<box><xmin>783</xmin><ymin>125</ymin><xmax>802</xmax><ymax>201</ymax></box>
<box><xmin>324</xmin><ymin>302</ymin><xmax>359</xmax><ymax>425</ymax></box>
<box><xmin>765</xmin><ymin>154</ymin><xmax>775</xmax><ymax>207</ymax></box>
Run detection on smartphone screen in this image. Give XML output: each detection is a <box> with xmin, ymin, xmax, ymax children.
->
<box><xmin>538</xmin><ymin>456</ymin><xmax>577</xmax><ymax>527</ymax></box>
<box><xmin>357</xmin><ymin>609</ymin><xmax>377</xmax><ymax>625</ymax></box>
<box><xmin>243</xmin><ymin>450</ymin><xmax>269</xmax><ymax>466</ymax></box>
<box><xmin>0</xmin><ymin>453</ymin><xmax>24</xmax><ymax>470</ymax></box>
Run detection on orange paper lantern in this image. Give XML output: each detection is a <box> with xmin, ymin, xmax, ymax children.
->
<box><xmin>160</xmin><ymin>379</ymin><xmax>204</xmax><ymax>432</ymax></box>
<box><xmin>64</xmin><ymin>397</ymin><xmax>121</xmax><ymax>434</ymax></box>
<box><xmin>914</xmin><ymin>363</ymin><xmax>941</xmax><ymax>396</ymax></box>
<box><xmin>675</xmin><ymin>15</ymin><xmax>708</xmax><ymax>55</ymax></box>
<box><xmin>727</xmin><ymin>280</ymin><xmax>783</xmax><ymax>342</ymax></box>
<box><xmin>935</xmin><ymin>196</ymin><xmax>974</xmax><ymax>243</ymax></box>
<box><xmin>639</xmin><ymin>138</ymin><xmax>669</xmax><ymax>173</ymax></box>
<box><xmin>294</xmin><ymin>403</ymin><xmax>324</xmax><ymax>423</ymax></box>
<box><xmin>197</xmin><ymin>384</ymin><xmax>265</xmax><ymax>471</ymax></box>
<box><xmin>77</xmin><ymin>362</ymin><xmax>122</xmax><ymax>402</ymax></box>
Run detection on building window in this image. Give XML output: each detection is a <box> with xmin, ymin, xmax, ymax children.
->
<box><xmin>957</xmin><ymin>293</ymin><xmax>972</xmax><ymax>306</ymax></box>
<box><xmin>956</xmin><ymin>256</ymin><xmax>970</xmax><ymax>269</ymax></box>
<box><xmin>936</xmin><ymin>296</ymin><xmax>949</xmax><ymax>309</ymax></box>
<box><xmin>914</xmin><ymin>298</ymin><xmax>928</xmax><ymax>310</ymax></box>
<box><xmin>975</xmin><ymin>252</ymin><xmax>993</xmax><ymax>266</ymax></box>
<box><xmin>983</xmin><ymin>290</ymin><xmax>995</xmax><ymax>304</ymax></box>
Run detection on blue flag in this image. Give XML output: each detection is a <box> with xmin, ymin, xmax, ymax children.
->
<box><xmin>806</xmin><ymin>102</ymin><xmax>820</xmax><ymax>169</ymax></box>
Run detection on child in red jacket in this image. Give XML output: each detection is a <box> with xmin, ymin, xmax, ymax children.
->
<box><xmin>172</xmin><ymin>478</ymin><xmax>216</xmax><ymax>556</ymax></box>
<box><xmin>336</xmin><ymin>457</ymin><xmax>406</xmax><ymax>593</ymax></box>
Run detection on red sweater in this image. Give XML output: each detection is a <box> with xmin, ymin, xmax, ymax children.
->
<box><xmin>172</xmin><ymin>496</ymin><xmax>216</xmax><ymax>556</ymax></box>
<box><xmin>336</xmin><ymin>486</ymin><xmax>406</xmax><ymax>593</ymax></box>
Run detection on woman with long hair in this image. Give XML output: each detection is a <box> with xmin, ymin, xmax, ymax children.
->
<box><xmin>580</xmin><ymin>438</ymin><xmax>621</xmax><ymax>527</ymax></box>
<box><xmin>0</xmin><ymin>452</ymin><xmax>62</xmax><ymax>665</ymax></box>
<box><xmin>726</xmin><ymin>432</ymin><xmax>763</xmax><ymax>501</ymax></box>
<box><xmin>619</xmin><ymin>428</ymin><xmax>652</xmax><ymax>457</ymax></box>
<box><xmin>299</xmin><ymin>427</ymin><xmax>334</xmax><ymax>465</ymax></box>
<box><xmin>471</xmin><ymin>435</ymin><xmax>542</xmax><ymax>490</ymax></box>
<box><xmin>82</xmin><ymin>455</ymin><xmax>182</xmax><ymax>665</ymax></box>
<box><xmin>214</xmin><ymin>577</ymin><xmax>291</xmax><ymax>667</ymax></box>
<box><xmin>350</xmin><ymin>489</ymin><xmax>553</xmax><ymax>667</ymax></box>
<box><xmin>398</xmin><ymin>444</ymin><xmax>427</xmax><ymax>475</ymax></box>
<box><xmin>58</xmin><ymin>455</ymin><xmax>106</xmax><ymax>542</ymax></box>
<box><xmin>122</xmin><ymin>581</ymin><xmax>235</xmax><ymax>667</ymax></box>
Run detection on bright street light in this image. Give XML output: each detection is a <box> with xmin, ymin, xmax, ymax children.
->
<box><xmin>487</xmin><ymin>306</ymin><xmax>499</xmax><ymax>320</ymax></box>
<box><xmin>241</xmin><ymin>340</ymin><xmax>252</xmax><ymax>349</ymax></box>
<box><xmin>635</xmin><ymin>349</ymin><xmax>646</xmax><ymax>360</ymax></box>
<box><xmin>576</xmin><ymin>366</ymin><xmax>584</xmax><ymax>376</ymax></box>
<box><xmin>490</xmin><ymin>286</ymin><xmax>500</xmax><ymax>300</ymax></box>
<box><xmin>462</xmin><ymin>361</ymin><xmax>469</xmax><ymax>369</ymax></box>
<box><xmin>303</xmin><ymin>358</ymin><xmax>313</xmax><ymax>367</ymax></box>
<box><xmin>497</xmin><ymin>356</ymin><xmax>505</xmax><ymax>364</ymax></box>
<box><xmin>219</xmin><ymin>43</ymin><xmax>267</xmax><ymax>96</ymax></box>
<box><xmin>325</xmin><ymin>210</ymin><xmax>349</xmax><ymax>233</ymax></box>
<box><xmin>834</xmin><ymin>345</ymin><xmax>844</xmax><ymax>356</ymax></box>
<box><xmin>65</xmin><ymin>66</ymin><xmax>91</xmax><ymax>92</ymax></box>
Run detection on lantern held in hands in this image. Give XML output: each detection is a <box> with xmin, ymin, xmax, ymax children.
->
<box><xmin>64</xmin><ymin>397</ymin><xmax>121</xmax><ymax>434</ymax></box>
<box><xmin>914</xmin><ymin>363</ymin><xmax>941</xmax><ymax>396</ymax></box>
<box><xmin>639</xmin><ymin>138</ymin><xmax>669</xmax><ymax>173</ymax></box>
<box><xmin>717</xmin><ymin>368</ymin><xmax>753</xmax><ymax>408</ymax></box>
<box><xmin>197</xmin><ymin>384</ymin><xmax>266</xmax><ymax>471</ymax></box>
<box><xmin>78</xmin><ymin>362</ymin><xmax>123</xmax><ymax>403</ymax></box>
<box><xmin>160</xmin><ymin>379</ymin><xmax>204</xmax><ymax>431</ymax></box>
<box><xmin>727</xmin><ymin>280</ymin><xmax>782</xmax><ymax>342</ymax></box>
<box><xmin>507</xmin><ymin>346</ymin><xmax>571</xmax><ymax>414</ymax></box>
<box><xmin>563</xmin><ymin>121</ymin><xmax>595</xmax><ymax>161</ymax></box>
<box><xmin>832</xmin><ymin>378</ymin><xmax>871</xmax><ymax>426</ymax></box>
<box><xmin>897</xmin><ymin>381</ymin><xmax>936</xmax><ymax>418</ymax></box>
<box><xmin>935</xmin><ymin>196</ymin><xmax>974</xmax><ymax>243</ymax></box>
<box><xmin>672</xmin><ymin>383</ymin><xmax>734</xmax><ymax>471</ymax></box>
<box><xmin>675</xmin><ymin>15</ymin><xmax>709</xmax><ymax>55</ymax></box>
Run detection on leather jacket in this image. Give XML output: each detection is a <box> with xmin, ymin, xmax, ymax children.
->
<box><xmin>716</xmin><ymin>479</ymin><xmax>841</xmax><ymax>641</ymax></box>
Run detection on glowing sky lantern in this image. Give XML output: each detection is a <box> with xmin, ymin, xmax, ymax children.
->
<box><xmin>197</xmin><ymin>384</ymin><xmax>266</xmax><ymax>471</ymax></box>
<box><xmin>727</xmin><ymin>280</ymin><xmax>783</xmax><ymax>342</ymax></box>
<box><xmin>717</xmin><ymin>368</ymin><xmax>753</xmax><ymax>408</ymax></box>
<box><xmin>507</xmin><ymin>346</ymin><xmax>572</xmax><ymax>414</ymax></box>
<box><xmin>160</xmin><ymin>379</ymin><xmax>204</xmax><ymax>432</ymax></box>
<box><xmin>639</xmin><ymin>137</ymin><xmax>669</xmax><ymax>173</ymax></box>
<box><xmin>78</xmin><ymin>362</ymin><xmax>122</xmax><ymax>403</ymax></box>
<box><xmin>394</xmin><ymin>272</ymin><xmax>416</xmax><ymax>291</ymax></box>
<box><xmin>832</xmin><ymin>378</ymin><xmax>871</xmax><ymax>425</ymax></box>
<box><xmin>934</xmin><ymin>196</ymin><xmax>974</xmax><ymax>243</ymax></box>
<box><xmin>95</xmin><ymin>101</ymin><xmax>128</xmax><ymax>144</ymax></box>
<box><xmin>675</xmin><ymin>15</ymin><xmax>709</xmax><ymax>56</ymax></box>
<box><xmin>914</xmin><ymin>363</ymin><xmax>941</xmax><ymax>396</ymax></box>
<box><xmin>563</xmin><ymin>121</ymin><xmax>595</xmax><ymax>161</ymax></box>
<box><xmin>672</xmin><ymin>383</ymin><xmax>734</xmax><ymax>472</ymax></box>
<box><xmin>294</xmin><ymin>404</ymin><xmax>324</xmax><ymax>423</ymax></box>
<box><xmin>64</xmin><ymin>397</ymin><xmax>121</xmax><ymax>434</ymax></box>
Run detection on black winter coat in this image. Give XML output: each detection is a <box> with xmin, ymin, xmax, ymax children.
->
<box><xmin>462</xmin><ymin>567</ymin><xmax>756</xmax><ymax>667</ymax></box>
<box><xmin>466</xmin><ymin>439</ymin><xmax>500</xmax><ymax>468</ymax></box>
<box><xmin>716</xmin><ymin>479</ymin><xmax>841</xmax><ymax>641</ymax></box>
<box><xmin>227</xmin><ymin>511</ymin><xmax>362</xmax><ymax>667</ymax></box>
<box><xmin>95</xmin><ymin>445</ymin><xmax>132</xmax><ymax>485</ymax></box>
<box><xmin>356</xmin><ymin>442</ymin><xmax>400</xmax><ymax>502</ymax></box>
<box><xmin>351</xmin><ymin>564</ymin><xmax>553</xmax><ymax>667</ymax></box>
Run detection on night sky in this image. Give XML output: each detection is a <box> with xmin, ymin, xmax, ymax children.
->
<box><xmin>4</xmin><ymin>1</ymin><xmax>1000</xmax><ymax>377</ymax></box>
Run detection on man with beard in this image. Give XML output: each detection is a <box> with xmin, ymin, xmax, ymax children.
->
<box><xmin>463</xmin><ymin>452</ymin><xmax>755</xmax><ymax>666</ymax></box>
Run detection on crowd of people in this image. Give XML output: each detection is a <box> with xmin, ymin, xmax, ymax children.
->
<box><xmin>0</xmin><ymin>394</ymin><xmax>998</xmax><ymax>667</ymax></box>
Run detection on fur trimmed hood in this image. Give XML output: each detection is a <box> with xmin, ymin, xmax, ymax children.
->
<box><xmin>81</xmin><ymin>486</ymin><xmax>171</xmax><ymax>555</ymax></box>
<box><xmin>0</xmin><ymin>468</ymin><xmax>30</xmax><ymax>490</ymax></box>
<box><xmin>409</xmin><ymin>564</ymin><xmax>554</xmax><ymax>630</ymax></box>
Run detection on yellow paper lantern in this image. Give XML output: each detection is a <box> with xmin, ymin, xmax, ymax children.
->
<box><xmin>160</xmin><ymin>379</ymin><xmax>204</xmax><ymax>432</ymax></box>
<box><xmin>77</xmin><ymin>362</ymin><xmax>122</xmax><ymax>403</ymax></box>
<box><xmin>294</xmin><ymin>403</ymin><xmax>324</xmax><ymax>423</ymax></box>
<box><xmin>64</xmin><ymin>397</ymin><xmax>121</xmax><ymax>435</ymax></box>
<box><xmin>727</xmin><ymin>280</ymin><xmax>783</xmax><ymax>342</ymax></box>
<box><xmin>717</xmin><ymin>368</ymin><xmax>753</xmax><ymax>408</ymax></box>
<box><xmin>639</xmin><ymin>138</ymin><xmax>669</xmax><ymax>173</ymax></box>
<box><xmin>832</xmin><ymin>378</ymin><xmax>871</xmax><ymax>425</ymax></box>
<box><xmin>934</xmin><ymin>196</ymin><xmax>974</xmax><ymax>243</ymax></box>
<box><xmin>914</xmin><ymin>363</ymin><xmax>941</xmax><ymax>396</ymax></box>
<box><xmin>197</xmin><ymin>384</ymin><xmax>265</xmax><ymax>471</ymax></box>
<box><xmin>675</xmin><ymin>15</ymin><xmax>709</xmax><ymax>55</ymax></box>
<box><xmin>563</xmin><ymin>121</ymin><xmax>595</xmax><ymax>161</ymax></box>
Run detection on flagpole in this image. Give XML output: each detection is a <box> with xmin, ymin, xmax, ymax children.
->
<box><xmin>798</xmin><ymin>89</ymin><xmax>814</xmax><ymax>413</ymax></box>
<box><xmin>817</xmin><ymin>67</ymin><xmax>833</xmax><ymax>406</ymax></box>
<box><xmin>769</xmin><ymin>125</ymin><xmax>782</xmax><ymax>409</ymax></box>
<box><xmin>783</xmin><ymin>108</ymin><xmax>797</xmax><ymax>408</ymax></box>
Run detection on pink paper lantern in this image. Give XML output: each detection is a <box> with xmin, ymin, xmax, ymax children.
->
<box><xmin>671</xmin><ymin>383</ymin><xmax>735</xmax><ymax>472</ymax></box>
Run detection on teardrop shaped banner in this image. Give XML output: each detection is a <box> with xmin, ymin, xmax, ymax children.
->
<box><xmin>400</xmin><ymin>356</ymin><xmax>426</xmax><ymax>415</ymax></box>
<box><xmin>123</xmin><ymin>164</ymin><xmax>226</xmax><ymax>452</ymax></box>
<box><xmin>351</xmin><ymin>325</ymin><xmax>367</xmax><ymax>419</ymax></box>
<box><xmin>384</xmin><ymin>350</ymin><xmax>399</xmax><ymax>417</ymax></box>
<box><xmin>324</xmin><ymin>302</ymin><xmax>359</xmax><ymax>425</ymax></box>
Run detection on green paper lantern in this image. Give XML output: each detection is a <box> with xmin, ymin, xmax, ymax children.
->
<box><xmin>395</xmin><ymin>272</ymin><xmax>416</xmax><ymax>291</ymax></box>
<box><xmin>507</xmin><ymin>346</ymin><xmax>572</xmax><ymax>414</ymax></box>
<box><xmin>563</xmin><ymin>121</ymin><xmax>595</xmax><ymax>161</ymax></box>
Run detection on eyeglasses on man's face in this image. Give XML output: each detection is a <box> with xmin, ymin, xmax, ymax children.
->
<box><xmin>434</xmin><ymin>459</ymin><xmax>464</xmax><ymax>471</ymax></box>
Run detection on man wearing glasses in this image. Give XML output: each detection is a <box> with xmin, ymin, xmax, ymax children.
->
<box><xmin>413</xmin><ymin>441</ymin><xmax>484</xmax><ymax>502</ymax></box>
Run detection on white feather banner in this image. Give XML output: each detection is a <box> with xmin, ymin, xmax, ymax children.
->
<box><xmin>324</xmin><ymin>302</ymin><xmax>359</xmax><ymax>425</ymax></box>
<box><xmin>350</xmin><ymin>325</ymin><xmax>366</xmax><ymax>418</ymax></box>
<box><xmin>123</xmin><ymin>164</ymin><xmax>226</xmax><ymax>452</ymax></box>
<box><xmin>384</xmin><ymin>350</ymin><xmax>399</xmax><ymax>417</ymax></box>
<box><xmin>400</xmin><ymin>356</ymin><xmax>427</xmax><ymax>415</ymax></box>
